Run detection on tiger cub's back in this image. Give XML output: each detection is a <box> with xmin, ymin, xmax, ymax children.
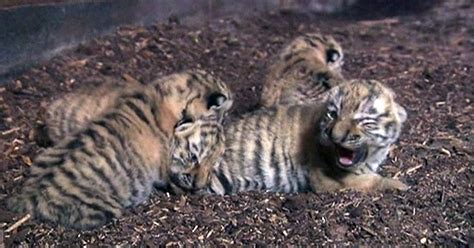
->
<box><xmin>45</xmin><ymin>70</ymin><xmax>232</xmax><ymax>143</ymax></box>
<box><xmin>46</xmin><ymin>79</ymin><xmax>128</xmax><ymax>143</ymax></box>
<box><xmin>204</xmin><ymin>105</ymin><xmax>317</xmax><ymax>195</ymax></box>
<box><xmin>261</xmin><ymin>33</ymin><xmax>345</xmax><ymax>107</ymax></box>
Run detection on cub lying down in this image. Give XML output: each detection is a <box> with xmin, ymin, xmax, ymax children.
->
<box><xmin>7</xmin><ymin>70</ymin><xmax>233</xmax><ymax>230</ymax></box>
<box><xmin>170</xmin><ymin>79</ymin><xmax>408</xmax><ymax>194</ymax></box>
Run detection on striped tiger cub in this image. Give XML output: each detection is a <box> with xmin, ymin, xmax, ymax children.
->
<box><xmin>46</xmin><ymin>70</ymin><xmax>231</xmax><ymax>143</ymax></box>
<box><xmin>167</xmin><ymin>100</ymin><xmax>231</xmax><ymax>194</ymax></box>
<box><xmin>7</xmin><ymin>70</ymin><xmax>232</xmax><ymax>230</ymax></box>
<box><xmin>260</xmin><ymin>33</ymin><xmax>345</xmax><ymax>107</ymax></box>
<box><xmin>171</xmin><ymin>79</ymin><xmax>408</xmax><ymax>195</ymax></box>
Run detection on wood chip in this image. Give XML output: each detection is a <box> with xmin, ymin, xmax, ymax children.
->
<box><xmin>361</xmin><ymin>226</ymin><xmax>377</xmax><ymax>236</ymax></box>
<box><xmin>21</xmin><ymin>155</ymin><xmax>32</xmax><ymax>166</ymax></box>
<box><xmin>5</xmin><ymin>214</ymin><xmax>31</xmax><ymax>233</ymax></box>
<box><xmin>406</xmin><ymin>164</ymin><xmax>424</xmax><ymax>175</ymax></box>
<box><xmin>1</xmin><ymin>127</ymin><xmax>20</xmax><ymax>136</ymax></box>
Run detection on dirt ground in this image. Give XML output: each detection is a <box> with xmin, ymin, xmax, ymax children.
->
<box><xmin>0</xmin><ymin>0</ymin><xmax>473</xmax><ymax>246</ymax></box>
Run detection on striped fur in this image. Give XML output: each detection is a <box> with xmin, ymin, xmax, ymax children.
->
<box><xmin>171</xmin><ymin>79</ymin><xmax>408</xmax><ymax>195</ymax></box>
<box><xmin>8</xmin><ymin>70</ymin><xmax>233</xmax><ymax>230</ymax></box>
<box><xmin>167</xmin><ymin>103</ymin><xmax>229</xmax><ymax>194</ymax></box>
<box><xmin>46</xmin><ymin>70</ymin><xmax>232</xmax><ymax>143</ymax></box>
<box><xmin>45</xmin><ymin>78</ymin><xmax>136</xmax><ymax>143</ymax></box>
<box><xmin>260</xmin><ymin>33</ymin><xmax>345</xmax><ymax>107</ymax></box>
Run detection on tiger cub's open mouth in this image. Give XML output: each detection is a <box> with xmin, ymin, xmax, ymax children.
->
<box><xmin>335</xmin><ymin>145</ymin><xmax>367</xmax><ymax>168</ymax></box>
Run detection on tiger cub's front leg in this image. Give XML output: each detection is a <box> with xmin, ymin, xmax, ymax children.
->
<box><xmin>339</xmin><ymin>173</ymin><xmax>409</xmax><ymax>192</ymax></box>
<box><xmin>310</xmin><ymin>169</ymin><xmax>408</xmax><ymax>193</ymax></box>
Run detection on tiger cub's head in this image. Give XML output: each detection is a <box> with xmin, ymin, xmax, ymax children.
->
<box><xmin>262</xmin><ymin>33</ymin><xmax>345</xmax><ymax>107</ymax></box>
<box><xmin>168</xmin><ymin>101</ymin><xmax>230</xmax><ymax>192</ymax></box>
<box><xmin>319</xmin><ymin>79</ymin><xmax>407</xmax><ymax>172</ymax></box>
<box><xmin>279</xmin><ymin>33</ymin><xmax>344</xmax><ymax>72</ymax></box>
<box><xmin>154</xmin><ymin>69</ymin><xmax>233</xmax><ymax>129</ymax></box>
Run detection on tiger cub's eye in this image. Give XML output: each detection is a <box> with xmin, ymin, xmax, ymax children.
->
<box><xmin>176</xmin><ymin>111</ymin><xmax>193</xmax><ymax>128</ymax></box>
<box><xmin>363</xmin><ymin>123</ymin><xmax>378</xmax><ymax>130</ymax></box>
<box><xmin>326</xmin><ymin>110</ymin><xmax>338</xmax><ymax>119</ymax></box>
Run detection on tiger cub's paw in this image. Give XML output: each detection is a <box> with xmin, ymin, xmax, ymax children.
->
<box><xmin>379</xmin><ymin>177</ymin><xmax>409</xmax><ymax>191</ymax></box>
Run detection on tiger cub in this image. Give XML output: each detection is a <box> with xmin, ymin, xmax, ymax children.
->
<box><xmin>167</xmin><ymin>101</ymin><xmax>230</xmax><ymax>194</ymax></box>
<box><xmin>171</xmin><ymin>79</ymin><xmax>408</xmax><ymax>195</ymax></box>
<box><xmin>46</xmin><ymin>70</ymin><xmax>231</xmax><ymax>143</ymax></box>
<box><xmin>7</xmin><ymin>70</ymin><xmax>232</xmax><ymax>230</ymax></box>
<box><xmin>260</xmin><ymin>33</ymin><xmax>345</xmax><ymax>107</ymax></box>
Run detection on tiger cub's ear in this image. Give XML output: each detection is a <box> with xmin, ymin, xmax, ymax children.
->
<box><xmin>395</xmin><ymin>103</ymin><xmax>407</xmax><ymax>123</ymax></box>
<box><xmin>210</xmin><ymin>98</ymin><xmax>233</xmax><ymax>112</ymax></box>
<box><xmin>208</xmin><ymin>99</ymin><xmax>233</xmax><ymax>122</ymax></box>
<box><xmin>207</xmin><ymin>92</ymin><xmax>228</xmax><ymax>109</ymax></box>
<box><xmin>381</xmin><ymin>82</ymin><xmax>407</xmax><ymax>124</ymax></box>
<box><xmin>326</xmin><ymin>48</ymin><xmax>342</xmax><ymax>65</ymax></box>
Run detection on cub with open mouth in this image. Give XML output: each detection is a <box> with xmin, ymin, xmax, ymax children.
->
<box><xmin>168</xmin><ymin>79</ymin><xmax>409</xmax><ymax>195</ymax></box>
<box><xmin>313</xmin><ymin>79</ymin><xmax>408</xmax><ymax>192</ymax></box>
<box><xmin>334</xmin><ymin>145</ymin><xmax>367</xmax><ymax>168</ymax></box>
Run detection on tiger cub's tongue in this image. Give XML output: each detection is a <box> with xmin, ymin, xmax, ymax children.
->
<box><xmin>339</xmin><ymin>157</ymin><xmax>353</xmax><ymax>166</ymax></box>
<box><xmin>338</xmin><ymin>147</ymin><xmax>355</xmax><ymax>166</ymax></box>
